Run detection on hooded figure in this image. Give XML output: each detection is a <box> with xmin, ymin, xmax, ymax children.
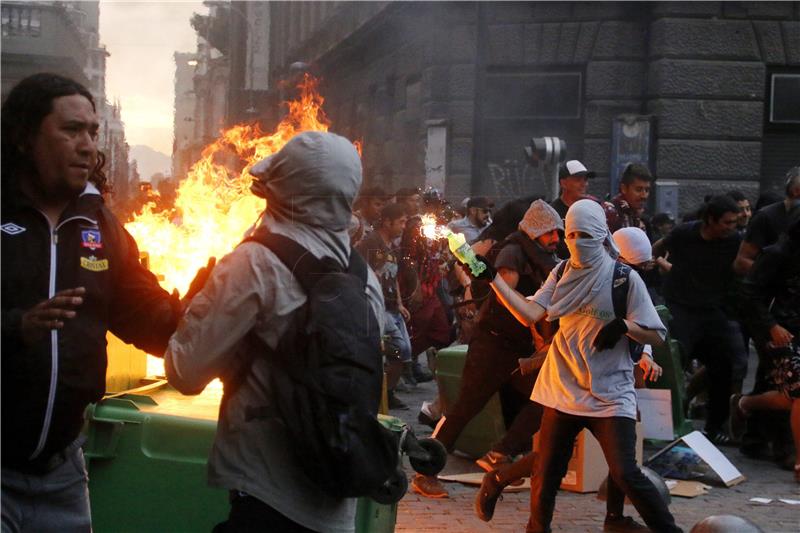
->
<box><xmin>518</xmin><ymin>198</ymin><xmax>564</xmax><ymax>240</ymax></box>
<box><xmin>166</xmin><ymin>131</ymin><xmax>384</xmax><ymax>533</ymax></box>
<box><xmin>613</xmin><ymin>227</ymin><xmax>652</xmax><ymax>266</ymax></box>
<box><xmin>530</xmin><ymin>198</ymin><xmax>664</xmax><ymax>419</ymax></box>
<box><xmin>477</xmin><ymin>201</ymin><xmax>679</xmax><ymax>533</ymax></box>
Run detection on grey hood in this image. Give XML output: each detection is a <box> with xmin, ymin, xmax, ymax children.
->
<box><xmin>250</xmin><ymin>131</ymin><xmax>362</xmax><ymax>266</ymax></box>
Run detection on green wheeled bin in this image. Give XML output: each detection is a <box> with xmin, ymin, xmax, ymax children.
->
<box><xmin>84</xmin><ymin>383</ymin><xmax>228</xmax><ymax>532</ymax></box>
<box><xmin>84</xmin><ymin>381</ymin><xmax>399</xmax><ymax>533</ymax></box>
<box><xmin>435</xmin><ymin>345</ymin><xmax>506</xmax><ymax>458</ymax></box>
<box><xmin>649</xmin><ymin>305</ymin><xmax>694</xmax><ymax>439</ymax></box>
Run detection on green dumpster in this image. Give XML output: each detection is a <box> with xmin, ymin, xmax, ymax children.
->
<box><xmin>649</xmin><ymin>305</ymin><xmax>694</xmax><ymax>439</ymax></box>
<box><xmin>435</xmin><ymin>345</ymin><xmax>506</xmax><ymax>458</ymax></box>
<box><xmin>84</xmin><ymin>381</ymin><xmax>398</xmax><ymax>533</ymax></box>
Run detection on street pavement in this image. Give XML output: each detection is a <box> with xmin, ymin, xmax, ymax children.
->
<box><xmin>388</xmin><ymin>354</ymin><xmax>800</xmax><ymax>533</ymax></box>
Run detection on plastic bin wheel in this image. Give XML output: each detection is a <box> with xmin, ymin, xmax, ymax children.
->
<box><xmin>408</xmin><ymin>438</ymin><xmax>447</xmax><ymax>476</ymax></box>
<box><xmin>368</xmin><ymin>467</ymin><xmax>408</xmax><ymax>505</ymax></box>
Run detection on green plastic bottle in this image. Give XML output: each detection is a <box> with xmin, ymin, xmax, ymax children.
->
<box><xmin>447</xmin><ymin>232</ymin><xmax>487</xmax><ymax>277</ymax></box>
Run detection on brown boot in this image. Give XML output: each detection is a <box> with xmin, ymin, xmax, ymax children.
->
<box><xmin>411</xmin><ymin>474</ymin><xmax>448</xmax><ymax>498</ymax></box>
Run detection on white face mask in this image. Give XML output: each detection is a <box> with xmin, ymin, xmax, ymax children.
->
<box><xmin>567</xmin><ymin>237</ymin><xmax>604</xmax><ymax>268</ymax></box>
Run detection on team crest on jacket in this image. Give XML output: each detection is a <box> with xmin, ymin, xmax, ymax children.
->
<box><xmin>81</xmin><ymin>229</ymin><xmax>103</xmax><ymax>250</ymax></box>
<box><xmin>81</xmin><ymin>255</ymin><xmax>109</xmax><ymax>272</ymax></box>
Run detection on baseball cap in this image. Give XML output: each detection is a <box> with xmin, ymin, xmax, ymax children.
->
<box><xmin>559</xmin><ymin>160</ymin><xmax>596</xmax><ymax>180</ymax></box>
<box><xmin>467</xmin><ymin>196</ymin><xmax>494</xmax><ymax>210</ymax></box>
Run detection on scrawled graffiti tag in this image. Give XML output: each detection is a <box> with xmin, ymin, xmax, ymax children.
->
<box><xmin>487</xmin><ymin>160</ymin><xmax>550</xmax><ymax>201</ymax></box>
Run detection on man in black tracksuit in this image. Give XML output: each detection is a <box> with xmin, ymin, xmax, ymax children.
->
<box><xmin>1</xmin><ymin>74</ymin><xmax>192</xmax><ymax>532</ymax></box>
<box><xmin>412</xmin><ymin>199</ymin><xmax>562</xmax><ymax>499</ymax></box>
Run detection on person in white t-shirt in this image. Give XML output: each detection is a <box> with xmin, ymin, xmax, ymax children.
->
<box><xmin>480</xmin><ymin>200</ymin><xmax>681</xmax><ymax>533</ymax></box>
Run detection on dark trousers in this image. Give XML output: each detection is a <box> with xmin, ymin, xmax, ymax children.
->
<box><xmin>527</xmin><ymin>408</ymin><xmax>681</xmax><ymax>533</ymax></box>
<box><xmin>213</xmin><ymin>493</ymin><xmax>315</xmax><ymax>533</ymax></box>
<box><xmin>435</xmin><ymin>330</ymin><xmax>534</xmax><ymax>453</ymax></box>
<box><xmin>667</xmin><ymin>301</ymin><xmax>742</xmax><ymax>433</ymax></box>
<box><xmin>494</xmin><ymin>400</ymin><xmax>543</xmax><ymax>456</ymax></box>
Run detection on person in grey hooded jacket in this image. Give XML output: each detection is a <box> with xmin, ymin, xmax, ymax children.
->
<box><xmin>165</xmin><ymin>131</ymin><xmax>385</xmax><ymax>533</ymax></box>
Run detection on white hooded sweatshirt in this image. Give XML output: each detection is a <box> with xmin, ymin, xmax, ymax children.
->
<box><xmin>166</xmin><ymin>132</ymin><xmax>384</xmax><ymax>533</ymax></box>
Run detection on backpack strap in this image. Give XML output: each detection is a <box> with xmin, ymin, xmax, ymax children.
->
<box><xmin>611</xmin><ymin>261</ymin><xmax>645</xmax><ymax>362</ymax></box>
<box><xmin>611</xmin><ymin>261</ymin><xmax>631</xmax><ymax>320</ymax></box>
<box><xmin>244</xmin><ymin>226</ymin><xmax>351</xmax><ymax>291</ymax></box>
<box><xmin>555</xmin><ymin>259</ymin><xmax>568</xmax><ymax>280</ymax></box>
<box><xmin>346</xmin><ymin>246</ymin><xmax>369</xmax><ymax>290</ymax></box>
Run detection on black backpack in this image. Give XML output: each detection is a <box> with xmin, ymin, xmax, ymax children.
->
<box><xmin>242</xmin><ymin>228</ymin><xmax>398</xmax><ymax>498</ymax></box>
<box><xmin>555</xmin><ymin>259</ymin><xmax>645</xmax><ymax>361</ymax></box>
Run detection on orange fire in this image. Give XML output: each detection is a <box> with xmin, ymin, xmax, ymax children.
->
<box><xmin>419</xmin><ymin>213</ymin><xmax>453</xmax><ymax>240</ymax></box>
<box><xmin>126</xmin><ymin>75</ymin><xmax>332</xmax><ymax>295</ymax></box>
<box><xmin>125</xmin><ymin>75</ymin><xmax>341</xmax><ymax>378</ymax></box>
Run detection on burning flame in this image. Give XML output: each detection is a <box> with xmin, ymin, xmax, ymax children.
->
<box><xmin>419</xmin><ymin>213</ymin><xmax>453</xmax><ymax>240</ymax></box>
<box><xmin>126</xmin><ymin>75</ymin><xmax>331</xmax><ymax>295</ymax></box>
<box><xmin>124</xmin><ymin>75</ymin><xmax>340</xmax><ymax>379</ymax></box>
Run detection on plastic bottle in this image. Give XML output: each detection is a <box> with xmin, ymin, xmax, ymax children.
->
<box><xmin>447</xmin><ymin>232</ymin><xmax>487</xmax><ymax>277</ymax></box>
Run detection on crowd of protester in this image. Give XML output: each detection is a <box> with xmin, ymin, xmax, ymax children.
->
<box><xmin>349</xmin><ymin>161</ymin><xmax>800</xmax><ymax>527</ymax></box>
<box><xmin>3</xmin><ymin>71</ymin><xmax>798</xmax><ymax>533</ymax></box>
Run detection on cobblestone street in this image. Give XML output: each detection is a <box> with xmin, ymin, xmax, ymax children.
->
<box><xmin>389</xmin><ymin>359</ymin><xmax>800</xmax><ymax>533</ymax></box>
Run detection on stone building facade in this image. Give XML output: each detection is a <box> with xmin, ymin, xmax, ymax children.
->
<box><xmin>1</xmin><ymin>1</ymin><xmax>135</xmax><ymax>207</ymax></box>
<box><xmin>264</xmin><ymin>1</ymin><xmax>799</xmax><ymax>215</ymax></box>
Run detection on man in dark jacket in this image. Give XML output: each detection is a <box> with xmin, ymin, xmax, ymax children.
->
<box><xmin>1</xmin><ymin>74</ymin><xmax>195</xmax><ymax>532</ymax></box>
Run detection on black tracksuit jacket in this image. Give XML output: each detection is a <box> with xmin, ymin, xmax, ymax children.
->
<box><xmin>1</xmin><ymin>187</ymin><xmax>180</xmax><ymax>470</ymax></box>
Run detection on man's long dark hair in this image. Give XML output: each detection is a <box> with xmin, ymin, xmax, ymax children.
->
<box><xmin>1</xmin><ymin>73</ymin><xmax>108</xmax><ymax>199</ymax></box>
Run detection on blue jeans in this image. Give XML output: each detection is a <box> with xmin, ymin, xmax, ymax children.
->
<box><xmin>384</xmin><ymin>310</ymin><xmax>412</xmax><ymax>363</ymax></box>
<box><xmin>528</xmin><ymin>408</ymin><xmax>681</xmax><ymax>533</ymax></box>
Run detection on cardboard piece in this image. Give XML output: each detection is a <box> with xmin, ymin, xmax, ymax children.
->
<box><xmin>437</xmin><ymin>472</ymin><xmax>530</xmax><ymax>492</ymax></box>
<box><xmin>665</xmin><ymin>479</ymin><xmax>711</xmax><ymax>498</ymax></box>
<box><xmin>533</xmin><ymin>424</ymin><xmax>643</xmax><ymax>493</ymax></box>
<box><xmin>635</xmin><ymin>389</ymin><xmax>674</xmax><ymax>441</ymax></box>
<box><xmin>646</xmin><ymin>430</ymin><xmax>745</xmax><ymax>487</ymax></box>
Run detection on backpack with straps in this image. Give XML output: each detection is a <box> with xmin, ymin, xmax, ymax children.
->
<box><xmin>241</xmin><ymin>228</ymin><xmax>398</xmax><ymax>498</ymax></box>
<box><xmin>555</xmin><ymin>259</ymin><xmax>645</xmax><ymax>361</ymax></box>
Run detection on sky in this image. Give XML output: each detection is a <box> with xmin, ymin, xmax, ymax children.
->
<box><xmin>100</xmin><ymin>0</ymin><xmax>206</xmax><ymax>156</ymax></box>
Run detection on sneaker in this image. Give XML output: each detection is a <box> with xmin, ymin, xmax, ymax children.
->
<box><xmin>417</xmin><ymin>410</ymin><xmax>439</xmax><ymax>430</ymax></box>
<box><xmin>728</xmin><ymin>393</ymin><xmax>747</xmax><ymax>441</ymax></box>
<box><xmin>475</xmin><ymin>470</ymin><xmax>506</xmax><ymax>521</ymax></box>
<box><xmin>475</xmin><ymin>450</ymin><xmax>512</xmax><ymax>473</ymax></box>
<box><xmin>603</xmin><ymin>515</ymin><xmax>650</xmax><ymax>532</ymax></box>
<box><xmin>402</xmin><ymin>364</ymin><xmax>418</xmax><ymax>387</ymax></box>
<box><xmin>393</xmin><ymin>379</ymin><xmax>410</xmax><ymax>393</ymax></box>
<box><xmin>388</xmin><ymin>391</ymin><xmax>409</xmax><ymax>410</ymax></box>
<box><xmin>702</xmin><ymin>428</ymin><xmax>732</xmax><ymax>446</ymax></box>
<box><xmin>410</xmin><ymin>474</ymin><xmax>448</xmax><ymax>498</ymax></box>
<box><xmin>413</xmin><ymin>362</ymin><xmax>434</xmax><ymax>383</ymax></box>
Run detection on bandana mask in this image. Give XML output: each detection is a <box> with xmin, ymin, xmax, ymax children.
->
<box><xmin>567</xmin><ymin>237</ymin><xmax>605</xmax><ymax>268</ymax></box>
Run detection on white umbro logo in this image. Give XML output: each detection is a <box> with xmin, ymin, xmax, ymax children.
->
<box><xmin>1</xmin><ymin>223</ymin><xmax>26</xmax><ymax>235</ymax></box>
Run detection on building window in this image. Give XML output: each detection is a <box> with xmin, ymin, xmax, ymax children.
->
<box><xmin>1</xmin><ymin>6</ymin><xmax>41</xmax><ymax>37</ymax></box>
<box><xmin>484</xmin><ymin>72</ymin><xmax>582</xmax><ymax>119</ymax></box>
<box><xmin>769</xmin><ymin>73</ymin><xmax>800</xmax><ymax>124</ymax></box>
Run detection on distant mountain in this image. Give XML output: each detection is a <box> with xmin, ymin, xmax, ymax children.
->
<box><xmin>130</xmin><ymin>145</ymin><xmax>171</xmax><ymax>182</ymax></box>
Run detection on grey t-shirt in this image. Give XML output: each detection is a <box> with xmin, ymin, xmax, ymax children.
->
<box><xmin>530</xmin><ymin>267</ymin><xmax>665</xmax><ymax>420</ymax></box>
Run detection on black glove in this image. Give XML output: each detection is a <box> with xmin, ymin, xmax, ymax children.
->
<box><xmin>472</xmin><ymin>254</ymin><xmax>497</xmax><ymax>282</ymax></box>
<box><xmin>592</xmin><ymin>318</ymin><xmax>628</xmax><ymax>351</ymax></box>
